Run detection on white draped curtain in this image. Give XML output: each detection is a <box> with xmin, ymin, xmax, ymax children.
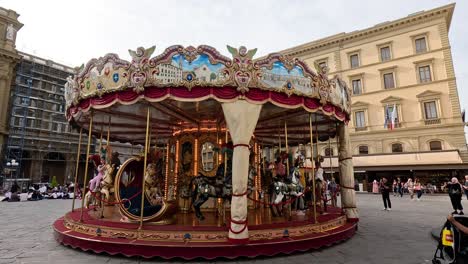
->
<box><xmin>222</xmin><ymin>100</ymin><xmax>262</xmax><ymax>242</ymax></box>
<box><xmin>337</xmin><ymin>123</ymin><xmax>359</xmax><ymax>221</ymax></box>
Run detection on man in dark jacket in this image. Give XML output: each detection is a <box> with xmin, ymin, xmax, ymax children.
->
<box><xmin>380</xmin><ymin>178</ymin><xmax>392</xmax><ymax>211</ymax></box>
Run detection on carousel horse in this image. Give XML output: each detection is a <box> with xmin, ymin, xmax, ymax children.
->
<box><xmin>99</xmin><ymin>164</ymin><xmax>116</xmax><ymax>206</ymax></box>
<box><xmin>84</xmin><ymin>155</ymin><xmax>106</xmax><ymax>209</ymax></box>
<box><xmin>191</xmin><ymin>164</ymin><xmax>255</xmax><ymax>221</ymax></box>
<box><xmin>269</xmin><ymin>177</ymin><xmax>288</xmax><ymax>217</ymax></box>
<box><xmin>288</xmin><ymin>167</ymin><xmax>306</xmax><ymax>212</ymax></box>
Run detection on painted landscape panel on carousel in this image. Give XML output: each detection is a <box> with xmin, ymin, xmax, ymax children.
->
<box><xmin>260</xmin><ymin>61</ymin><xmax>314</xmax><ymax>95</ymax></box>
<box><xmin>154</xmin><ymin>54</ymin><xmax>227</xmax><ymax>85</ymax></box>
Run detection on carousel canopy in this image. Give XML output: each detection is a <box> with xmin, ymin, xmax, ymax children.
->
<box><xmin>64</xmin><ymin>45</ymin><xmax>351</xmax><ymax>145</ymax></box>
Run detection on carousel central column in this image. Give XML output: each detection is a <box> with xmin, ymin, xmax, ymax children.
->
<box><xmin>222</xmin><ymin>100</ymin><xmax>262</xmax><ymax>244</ymax></box>
<box><xmin>337</xmin><ymin>123</ymin><xmax>359</xmax><ymax>222</ymax></box>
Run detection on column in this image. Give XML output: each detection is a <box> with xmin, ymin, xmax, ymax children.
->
<box><xmin>337</xmin><ymin>123</ymin><xmax>359</xmax><ymax>222</ymax></box>
<box><xmin>222</xmin><ymin>100</ymin><xmax>262</xmax><ymax>243</ymax></box>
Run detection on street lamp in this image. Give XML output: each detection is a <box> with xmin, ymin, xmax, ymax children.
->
<box><xmin>4</xmin><ymin>159</ymin><xmax>19</xmax><ymax>189</ymax></box>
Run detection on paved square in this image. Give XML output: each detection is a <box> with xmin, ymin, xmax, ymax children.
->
<box><xmin>0</xmin><ymin>193</ymin><xmax>462</xmax><ymax>264</ymax></box>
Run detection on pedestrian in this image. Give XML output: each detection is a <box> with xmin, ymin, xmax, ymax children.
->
<box><xmin>447</xmin><ymin>177</ymin><xmax>464</xmax><ymax>215</ymax></box>
<box><xmin>380</xmin><ymin>177</ymin><xmax>392</xmax><ymax>211</ymax></box>
<box><xmin>372</xmin><ymin>179</ymin><xmax>379</xmax><ymax>194</ymax></box>
<box><xmin>397</xmin><ymin>177</ymin><xmax>404</xmax><ymax>197</ymax></box>
<box><xmin>414</xmin><ymin>178</ymin><xmax>423</xmax><ymax>201</ymax></box>
<box><xmin>392</xmin><ymin>179</ymin><xmax>398</xmax><ymax>196</ymax></box>
<box><xmin>407</xmin><ymin>178</ymin><xmax>414</xmax><ymax>200</ymax></box>
<box><xmin>463</xmin><ymin>175</ymin><xmax>468</xmax><ymax>200</ymax></box>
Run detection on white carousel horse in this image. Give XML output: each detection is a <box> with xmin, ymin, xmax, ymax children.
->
<box><xmin>289</xmin><ymin>168</ymin><xmax>306</xmax><ymax>212</ymax></box>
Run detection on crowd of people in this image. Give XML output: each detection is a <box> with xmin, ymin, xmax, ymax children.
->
<box><xmin>372</xmin><ymin>175</ymin><xmax>468</xmax><ymax>215</ymax></box>
<box><xmin>1</xmin><ymin>181</ymin><xmax>80</xmax><ymax>202</ymax></box>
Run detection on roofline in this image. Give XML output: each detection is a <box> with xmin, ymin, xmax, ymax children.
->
<box><xmin>18</xmin><ymin>51</ymin><xmax>75</xmax><ymax>73</ymax></box>
<box><xmin>277</xmin><ymin>3</ymin><xmax>455</xmax><ymax>57</ymax></box>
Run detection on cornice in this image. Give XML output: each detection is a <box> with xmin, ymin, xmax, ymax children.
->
<box><xmin>0</xmin><ymin>49</ymin><xmax>21</xmax><ymax>62</ymax></box>
<box><xmin>279</xmin><ymin>4</ymin><xmax>455</xmax><ymax>57</ymax></box>
<box><xmin>351</xmin><ymin>77</ymin><xmax>455</xmax><ymax>97</ymax></box>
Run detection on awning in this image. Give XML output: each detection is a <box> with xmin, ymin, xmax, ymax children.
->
<box><xmin>321</xmin><ymin>150</ymin><xmax>465</xmax><ymax>171</ymax></box>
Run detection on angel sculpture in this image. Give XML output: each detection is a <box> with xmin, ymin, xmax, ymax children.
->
<box><xmin>227</xmin><ymin>45</ymin><xmax>257</xmax><ymax>64</ymax></box>
<box><xmin>313</xmin><ymin>61</ymin><xmax>329</xmax><ymax>78</ymax></box>
<box><xmin>128</xmin><ymin>46</ymin><xmax>156</xmax><ymax>63</ymax></box>
<box><xmin>226</xmin><ymin>45</ymin><xmax>258</xmax><ymax>93</ymax></box>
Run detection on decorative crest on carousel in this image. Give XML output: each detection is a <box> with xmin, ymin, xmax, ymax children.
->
<box><xmin>65</xmin><ymin>45</ymin><xmax>351</xmax><ymax>119</ymax></box>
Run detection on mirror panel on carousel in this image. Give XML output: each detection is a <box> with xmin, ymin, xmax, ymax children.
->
<box><xmin>201</xmin><ymin>142</ymin><xmax>215</xmax><ymax>172</ymax></box>
<box><xmin>114</xmin><ymin>153</ymin><xmax>170</xmax><ymax>222</ymax></box>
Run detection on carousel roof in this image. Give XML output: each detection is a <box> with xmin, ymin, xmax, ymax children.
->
<box><xmin>64</xmin><ymin>45</ymin><xmax>351</xmax><ymax>145</ymax></box>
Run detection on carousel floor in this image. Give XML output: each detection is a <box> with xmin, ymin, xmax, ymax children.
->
<box><xmin>53</xmin><ymin>205</ymin><xmax>358</xmax><ymax>259</ymax></box>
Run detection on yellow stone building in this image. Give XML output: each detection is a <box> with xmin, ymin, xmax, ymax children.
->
<box><xmin>0</xmin><ymin>7</ymin><xmax>22</xmax><ymax>163</ymax></box>
<box><xmin>280</xmin><ymin>3</ymin><xmax>467</xmax><ymax>187</ymax></box>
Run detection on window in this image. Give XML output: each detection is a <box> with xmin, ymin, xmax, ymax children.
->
<box><xmin>352</xmin><ymin>79</ymin><xmax>362</xmax><ymax>95</ymax></box>
<box><xmin>429</xmin><ymin>141</ymin><xmax>442</xmax><ymax>151</ymax></box>
<box><xmin>418</xmin><ymin>65</ymin><xmax>432</xmax><ymax>83</ymax></box>
<box><xmin>20</xmin><ymin>97</ymin><xmax>30</xmax><ymax>105</ymax></box>
<box><xmin>358</xmin><ymin>145</ymin><xmax>369</xmax><ymax>155</ymax></box>
<box><xmin>415</xmin><ymin>37</ymin><xmax>427</xmax><ymax>53</ymax></box>
<box><xmin>355</xmin><ymin>111</ymin><xmax>366</xmax><ymax>129</ymax></box>
<box><xmin>380</xmin><ymin>46</ymin><xmax>391</xmax><ymax>61</ymax></box>
<box><xmin>383</xmin><ymin>73</ymin><xmax>395</xmax><ymax>89</ymax></box>
<box><xmin>424</xmin><ymin>101</ymin><xmax>438</xmax><ymax>119</ymax></box>
<box><xmin>350</xmin><ymin>54</ymin><xmax>359</xmax><ymax>68</ymax></box>
<box><xmin>384</xmin><ymin>105</ymin><xmax>399</xmax><ymax>128</ymax></box>
<box><xmin>324</xmin><ymin>148</ymin><xmax>334</xmax><ymax>156</ymax></box>
<box><xmin>392</xmin><ymin>143</ymin><xmax>403</xmax><ymax>153</ymax></box>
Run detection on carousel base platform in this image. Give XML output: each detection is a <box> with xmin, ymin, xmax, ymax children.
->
<box><xmin>53</xmin><ymin>206</ymin><xmax>358</xmax><ymax>259</ymax></box>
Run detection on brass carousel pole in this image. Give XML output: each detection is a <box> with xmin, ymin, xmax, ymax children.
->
<box><xmin>106</xmin><ymin>116</ymin><xmax>111</xmax><ymax>149</ymax></box>
<box><xmin>99</xmin><ymin>124</ymin><xmax>103</xmax><ymax>152</ymax></box>
<box><xmin>80</xmin><ymin>112</ymin><xmax>94</xmax><ymax>222</ymax></box>
<box><xmin>164</xmin><ymin>142</ymin><xmax>169</xmax><ymax>200</ymax></box>
<box><xmin>315</xmin><ymin>118</ymin><xmax>321</xmax><ymax>214</ymax></box>
<box><xmin>328</xmin><ymin>123</ymin><xmax>333</xmax><ymax>182</ymax></box>
<box><xmin>223</xmin><ymin>128</ymin><xmax>228</xmax><ymax>225</ymax></box>
<box><xmin>284</xmin><ymin>120</ymin><xmax>292</xmax><ymax>218</ymax></box>
<box><xmin>71</xmin><ymin>128</ymin><xmax>83</xmax><ymax>212</ymax></box>
<box><xmin>224</xmin><ymin>129</ymin><xmax>228</xmax><ymax>177</ymax></box>
<box><xmin>284</xmin><ymin>121</ymin><xmax>290</xmax><ymax>176</ymax></box>
<box><xmin>139</xmin><ymin>107</ymin><xmax>151</xmax><ymax>229</ymax></box>
<box><xmin>216</xmin><ymin>124</ymin><xmax>220</xmax><ymax>167</ymax></box>
<box><xmin>309</xmin><ymin>114</ymin><xmax>316</xmax><ymax>223</ymax></box>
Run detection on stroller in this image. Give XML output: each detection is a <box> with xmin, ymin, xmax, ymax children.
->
<box><xmin>433</xmin><ymin>215</ymin><xmax>468</xmax><ymax>264</ymax></box>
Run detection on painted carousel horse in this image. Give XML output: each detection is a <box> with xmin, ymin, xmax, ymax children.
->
<box><xmin>269</xmin><ymin>177</ymin><xmax>289</xmax><ymax>217</ymax></box>
<box><xmin>99</xmin><ymin>164</ymin><xmax>116</xmax><ymax>206</ymax></box>
<box><xmin>191</xmin><ymin>164</ymin><xmax>255</xmax><ymax>221</ymax></box>
<box><xmin>84</xmin><ymin>155</ymin><xmax>106</xmax><ymax>209</ymax></box>
<box><xmin>288</xmin><ymin>167</ymin><xmax>306</xmax><ymax>212</ymax></box>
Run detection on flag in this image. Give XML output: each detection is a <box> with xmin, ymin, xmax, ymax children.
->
<box><xmin>390</xmin><ymin>104</ymin><xmax>397</xmax><ymax>130</ymax></box>
<box><xmin>384</xmin><ymin>104</ymin><xmax>390</xmax><ymax>129</ymax></box>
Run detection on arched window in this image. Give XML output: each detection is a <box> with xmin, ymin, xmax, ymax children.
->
<box><xmin>429</xmin><ymin>141</ymin><xmax>442</xmax><ymax>151</ymax></box>
<box><xmin>324</xmin><ymin>148</ymin><xmax>334</xmax><ymax>156</ymax></box>
<box><xmin>358</xmin><ymin>145</ymin><xmax>369</xmax><ymax>155</ymax></box>
<box><xmin>392</xmin><ymin>143</ymin><xmax>403</xmax><ymax>153</ymax></box>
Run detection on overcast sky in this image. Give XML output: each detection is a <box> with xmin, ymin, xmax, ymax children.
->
<box><xmin>2</xmin><ymin>0</ymin><xmax>467</xmax><ymax>118</ymax></box>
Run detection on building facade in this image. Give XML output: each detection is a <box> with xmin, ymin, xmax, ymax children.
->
<box><xmin>2</xmin><ymin>52</ymin><xmax>83</xmax><ymax>187</ymax></box>
<box><xmin>279</xmin><ymin>3</ymin><xmax>467</xmax><ymax>187</ymax></box>
<box><xmin>1</xmin><ymin>51</ymin><xmax>140</xmax><ymax>188</ymax></box>
<box><xmin>0</xmin><ymin>7</ymin><xmax>22</xmax><ymax>167</ymax></box>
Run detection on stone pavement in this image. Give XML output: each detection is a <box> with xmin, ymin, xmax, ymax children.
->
<box><xmin>0</xmin><ymin>193</ymin><xmax>464</xmax><ymax>264</ymax></box>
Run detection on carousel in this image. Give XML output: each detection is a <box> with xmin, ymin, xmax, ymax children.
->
<box><xmin>53</xmin><ymin>44</ymin><xmax>358</xmax><ymax>259</ymax></box>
